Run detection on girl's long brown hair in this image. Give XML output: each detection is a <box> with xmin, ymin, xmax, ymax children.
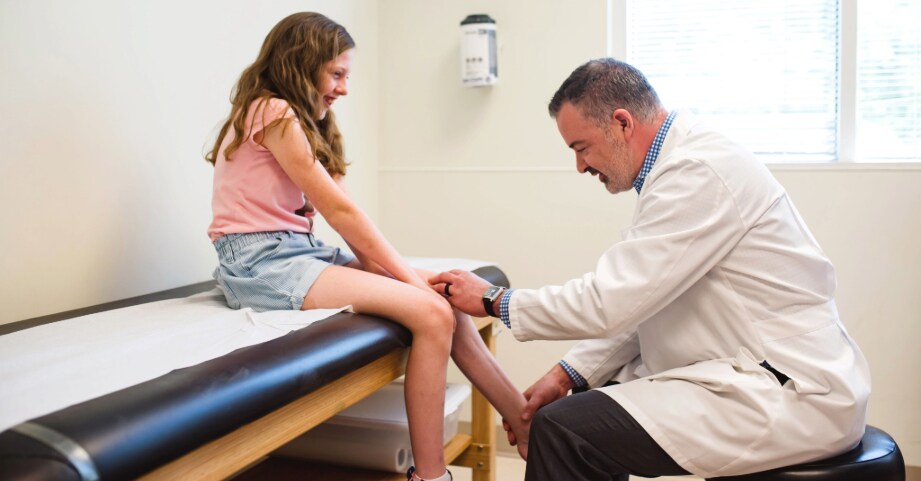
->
<box><xmin>206</xmin><ymin>12</ymin><xmax>354</xmax><ymax>176</ymax></box>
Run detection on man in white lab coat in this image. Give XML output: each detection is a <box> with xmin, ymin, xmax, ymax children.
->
<box><xmin>431</xmin><ymin>58</ymin><xmax>870</xmax><ymax>480</ymax></box>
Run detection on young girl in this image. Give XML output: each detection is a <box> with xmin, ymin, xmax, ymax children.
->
<box><xmin>206</xmin><ymin>13</ymin><xmax>529</xmax><ymax>480</ymax></box>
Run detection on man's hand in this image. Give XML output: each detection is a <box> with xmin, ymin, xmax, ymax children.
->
<box><xmin>502</xmin><ymin>363</ymin><xmax>576</xmax><ymax>446</ymax></box>
<box><xmin>428</xmin><ymin>269</ymin><xmax>493</xmax><ymax>317</ymax></box>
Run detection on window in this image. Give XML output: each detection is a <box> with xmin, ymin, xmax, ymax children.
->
<box><xmin>617</xmin><ymin>0</ymin><xmax>920</xmax><ymax>163</ymax></box>
<box><xmin>855</xmin><ymin>0</ymin><xmax>921</xmax><ymax>161</ymax></box>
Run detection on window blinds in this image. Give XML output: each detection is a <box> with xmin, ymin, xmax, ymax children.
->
<box><xmin>627</xmin><ymin>0</ymin><xmax>840</xmax><ymax>162</ymax></box>
<box><xmin>856</xmin><ymin>0</ymin><xmax>921</xmax><ymax>161</ymax></box>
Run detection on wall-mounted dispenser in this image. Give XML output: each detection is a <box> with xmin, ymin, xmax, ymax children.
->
<box><xmin>460</xmin><ymin>14</ymin><xmax>498</xmax><ymax>87</ymax></box>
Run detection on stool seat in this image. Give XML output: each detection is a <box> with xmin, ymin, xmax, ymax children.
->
<box><xmin>708</xmin><ymin>425</ymin><xmax>905</xmax><ymax>481</ymax></box>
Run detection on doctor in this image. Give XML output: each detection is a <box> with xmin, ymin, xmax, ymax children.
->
<box><xmin>431</xmin><ymin>58</ymin><xmax>870</xmax><ymax>481</ymax></box>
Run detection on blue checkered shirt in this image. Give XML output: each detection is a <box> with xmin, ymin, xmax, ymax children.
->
<box><xmin>633</xmin><ymin>110</ymin><xmax>677</xmax><ymax>193</ymax></box>
<box><xmin>499</xmin><ymin>111</ymin><xmax>676</xmax><ymax>389</ymax></box>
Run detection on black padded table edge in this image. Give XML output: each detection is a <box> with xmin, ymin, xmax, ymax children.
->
<box><xmin>0</xmin><ymin>265</ymin><xmax>510</xmax><ymax>481</ymax></box>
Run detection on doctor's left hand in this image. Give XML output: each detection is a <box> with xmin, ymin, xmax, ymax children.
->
<box><xmin>428</xmin><ymin>269</ymin><xmax>491</xmax><ymax>317</ymax></box>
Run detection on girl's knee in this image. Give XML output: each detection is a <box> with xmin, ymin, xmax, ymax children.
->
<box><xmin>413</xmin><ymin>295</ymin><xmax>455</xmax><ymax>342</ymax></box>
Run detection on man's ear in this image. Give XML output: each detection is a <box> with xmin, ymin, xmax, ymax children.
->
<box><xmin>611</xmin><ymin>109</ymin><xmax>634</xmax><ymax>138</ymax></box>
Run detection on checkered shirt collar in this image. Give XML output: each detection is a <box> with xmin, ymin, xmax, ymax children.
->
<box><xmin>633</xmin><ymin>110</ymin><xmax>677</xmax><ymax>194</ymax></box>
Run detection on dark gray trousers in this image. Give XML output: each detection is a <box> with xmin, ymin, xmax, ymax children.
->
<box><xmin>524</xmin><ymin>390</ymin><xmax>689</xmax><ymax>481</ymax></box>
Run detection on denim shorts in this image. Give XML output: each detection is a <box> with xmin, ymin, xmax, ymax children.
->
<box><xmin>212</xmin><ymin>231</ymin><xmax>356</xmax><ymax>311</ymax></box>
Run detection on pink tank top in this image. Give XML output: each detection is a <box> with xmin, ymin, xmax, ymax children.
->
<box><xmin>207</xmin><ymin>98</ymin><xmax>315</xmax><ymax>242</ymax></box>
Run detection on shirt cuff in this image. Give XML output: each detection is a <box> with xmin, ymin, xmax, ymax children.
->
<box><xmin>499</xmin><ymin>288</ymin><xmax>515</xmax><ymax>328</ymax></box>
<box><xmin>559</xmin><ymin>360</ymin><xmax>588</xmax><ymax>388</ymax></box>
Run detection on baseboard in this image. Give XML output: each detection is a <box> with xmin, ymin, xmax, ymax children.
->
<box><xmin>908</xmin><ymin>465</ymin><xmax>921</xmax><ymax>481</ymax></box>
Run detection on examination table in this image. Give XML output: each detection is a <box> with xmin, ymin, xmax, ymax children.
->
<box><xmin>0</xmin><ymin>265</ymin><xmax>508</xmax><ymax>481</ymax></box>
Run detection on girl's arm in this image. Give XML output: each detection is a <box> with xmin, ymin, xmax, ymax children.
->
<box><xmin>345</xmin><ymin>239</ymin><xmax>393</xmax><ymax>277</ymax></box>
<box><xmin>330</xmin><ymin>176</ymin><xmax>439</xmax><ymax>285</ymax></box>
<box><xmin>259</xmin><ymin>116</ymin><xmax>428</xmax><ymax>291</ymax></box>
<box><xmin>330</xmin><ymin>174</ymin><xmax>394</xmax><ymax>278</ymax></box>
<box><xmin>333</xmin><ymin>176</ymin><xmax>438</xmax><ymax>284</ymax></box>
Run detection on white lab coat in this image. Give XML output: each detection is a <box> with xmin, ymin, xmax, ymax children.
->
<box><xmin>507</xmin><ymin>111</ymin><xmax>870</xmax><ymax>478</ymax></box>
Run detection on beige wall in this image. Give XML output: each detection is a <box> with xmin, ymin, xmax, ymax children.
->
<box><xmin>375</xmin><ymin>0</ymin><xmax>921</xmax><ymax>466</ymax></box>
<box><xmin>2</xmin><ymin>0</ymin><xmax>918</xmax><ymax>469</ymax></box>
<box><xmin>0</xmin><ymin>0</ymin><xmax>378</xmax><ymax>322</ymax></box>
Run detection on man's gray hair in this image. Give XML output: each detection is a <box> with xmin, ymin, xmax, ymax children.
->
<box><xmin>549</xmin><ymin>58</ymin><xmax>663</xmax><ymax>125</ymax></box>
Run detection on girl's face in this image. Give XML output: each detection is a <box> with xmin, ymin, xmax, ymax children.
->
<box><xmin>316</xmin><ymin>49</ymin><xmax>353</xmax><ymax>120</ymax></box>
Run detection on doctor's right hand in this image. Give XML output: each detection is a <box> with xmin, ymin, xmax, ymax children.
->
<box><xmin>504</xmin><ymin>363</ymin><xmax>576</xmax><ymax>446</ymax></box>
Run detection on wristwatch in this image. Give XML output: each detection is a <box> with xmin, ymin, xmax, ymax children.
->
<box><xmin>482</xmin><ymin>285</ymin><xmax>506</xmax><ymax>317</ymax></box>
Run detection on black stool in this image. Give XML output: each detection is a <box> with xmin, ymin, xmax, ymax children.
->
<box><xmin>707</xmin><ymin>425</ymin><xmax>905</xmax><ymax>481</ymax></box>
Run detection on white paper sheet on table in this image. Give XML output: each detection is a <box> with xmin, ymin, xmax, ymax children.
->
<box><xmin>0</xmin><ymin>257</ymin><xmax>497</xmax><ymax>433</ymax></box>
<box><xmin>0</xmin><ymin>289</ymin><xmax>346</xmax><ymax>432</ymax></box>
<box><xmin>405</xmin><ymin>257</ymin><xmax>495</xmax><ymax>273</ymax></box>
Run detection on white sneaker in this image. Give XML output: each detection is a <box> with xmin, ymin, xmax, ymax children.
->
<box><xmin>406</xmin><ymin>466</ymin><xmax>453</xmax><ymax>481</ymax></box>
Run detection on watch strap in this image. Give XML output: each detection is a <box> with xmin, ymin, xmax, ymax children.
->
<box><xmin>483</xmin><ymin>286</ymin><xmax>504</xmax><ymax>317</ymax></box>
<box><xmin>484</xmin><ymin>296</ymin><xmax>497</xmax><ymax>317</ymax></box>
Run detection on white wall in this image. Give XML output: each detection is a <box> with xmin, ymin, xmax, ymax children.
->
<box><xmin>375</xmin><ymin>0</ymin><xmax>921</xmax><ymax>466</ymax></box>
<box><xmin>2</xmin><ymin>0</ymin><xmax>918</xmax><ymax>469</ymax></box>
<box><xmin>0</xmin><ymin>0</ymin><xmax>378</xmax><ymax>323</ymax></box>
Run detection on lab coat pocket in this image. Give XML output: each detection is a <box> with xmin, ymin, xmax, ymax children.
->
<box><xmin>613</xmin><ymin>350</ymin><xmax>783</xmax><ymax>475</ymax></box>
<box><xmin>643</xmin><ymin>349</ymin><xmax>778</xmax><ymax>395</ymax></box>
<box><xmin>732</xmin><ymin>347</ymin><xmax>829</xmax><ymax>396</ymax></box>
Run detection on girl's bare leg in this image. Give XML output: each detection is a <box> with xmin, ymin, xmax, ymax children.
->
<box><xmin>303</xmin><ymin>265</ymin><xmax>455</xmax><ymax>479</ymax></box>
<box><xmin>450</xmin><ymin>310</ymin><xmax>530</xmax><ymax>459</ymax></box>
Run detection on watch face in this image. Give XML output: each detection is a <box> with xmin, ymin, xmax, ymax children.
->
<box><xmin>482</xmin><ymin>285</ymin><xmax>502</xmax><ymax>317</ymax></box>
<box><xmin>484</xmin><ymin>286</ymin><xmax>503</xmax><ymax>301</ymax></box>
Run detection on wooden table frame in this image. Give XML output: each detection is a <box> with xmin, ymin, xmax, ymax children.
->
<box><xmin>138</xmin><ymin>317</ymin><xmax>498</xmax><ymax>481</ymax></box>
